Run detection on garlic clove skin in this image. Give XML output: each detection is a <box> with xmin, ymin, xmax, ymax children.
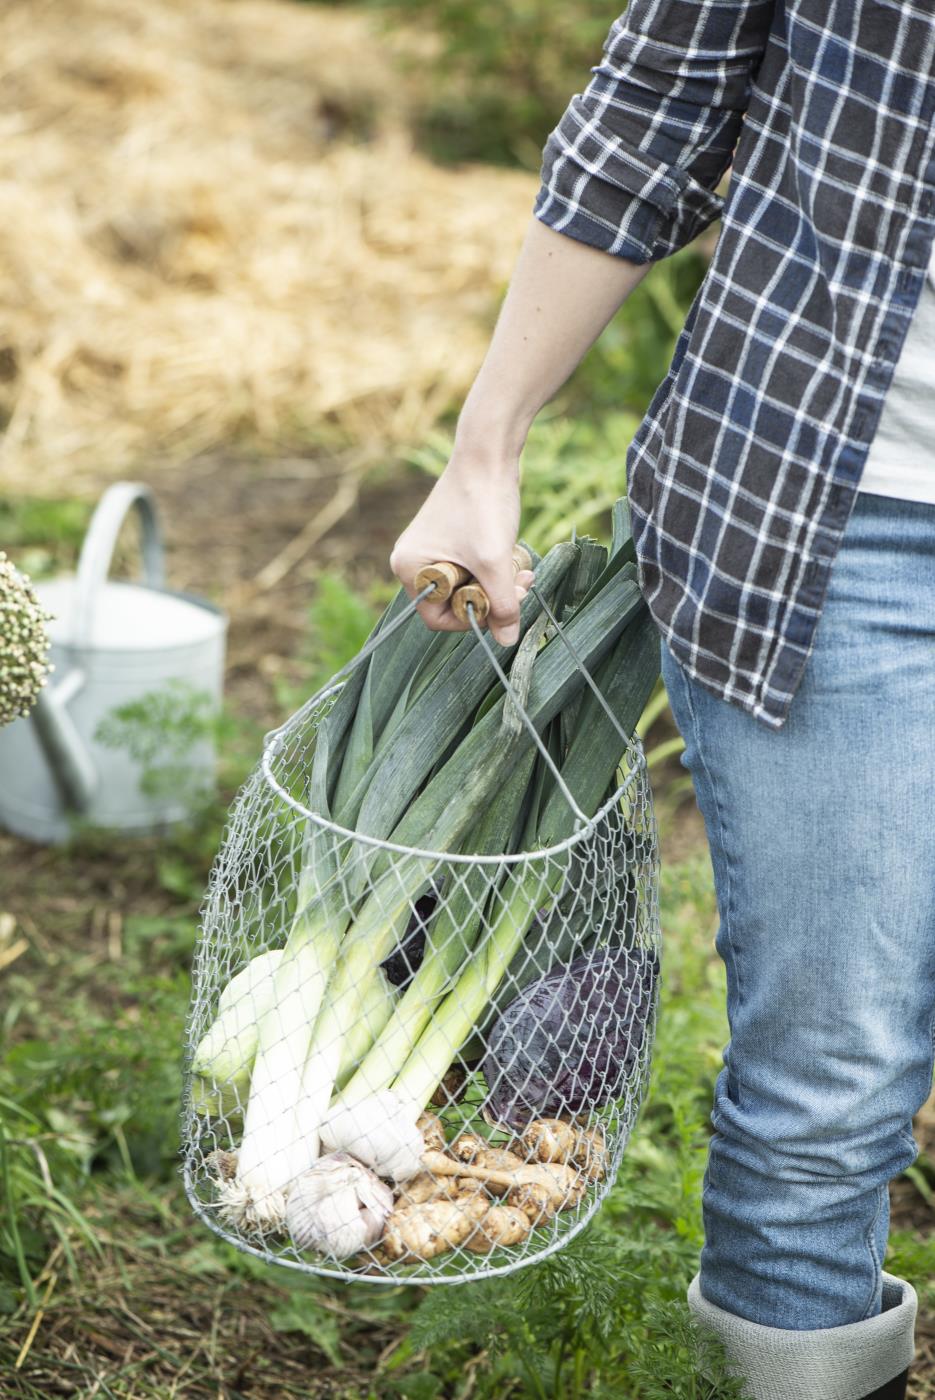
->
<box><xmin>320</xmin><ymin>1092</ymin><xmax>426</xmax><ymax>1183</ymax></box>
<box><xmin>286</xmin><ymin>1152</ymin><xmax>393</xmax><ymax>1259</ymax></box>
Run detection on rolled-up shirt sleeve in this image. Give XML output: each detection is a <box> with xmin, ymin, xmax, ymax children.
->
<box><xmin>533</xmin><ymin>0</ymin><xmax>776</xmax><ymax>262</ymax></box>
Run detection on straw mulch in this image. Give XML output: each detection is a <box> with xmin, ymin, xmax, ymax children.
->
<box><xmin>0</xmin><ymin>0</ymin><xmax>539</xmax><ymax>493</ymax></box>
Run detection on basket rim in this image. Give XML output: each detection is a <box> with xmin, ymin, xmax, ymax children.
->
<box><xmin>181</xmin><ymin>1156</ymin><xmax>612</xmax><ymax>1286</ymax></box>
<box><xmin>259</xmin><ymin>682</ymin><xmax>651</xmax><ymax>867</ymax></box>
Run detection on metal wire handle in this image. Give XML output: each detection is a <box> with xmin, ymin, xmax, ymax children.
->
<box><xmin>531</xmin><ymin>585</ymin><xmax>631</xmax><ymax>749</ymax></box>
<box><xmin>467</xmin><ymin>608</ymin><xmax>587</xmax><ymax>826</ymax></box>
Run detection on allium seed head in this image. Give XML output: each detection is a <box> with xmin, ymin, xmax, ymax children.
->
<box><xmin>0</xmin><ymin>552</ymin><xmax>53</xmax><ymax>727</ymax></box>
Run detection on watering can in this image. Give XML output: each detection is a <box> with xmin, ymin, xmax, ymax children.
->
<box><xmin>0</xmin><ymin>481</ymin><xmax>227</xmax><ymax>844</ymax></box>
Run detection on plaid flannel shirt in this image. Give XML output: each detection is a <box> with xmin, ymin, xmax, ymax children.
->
<box><xmin>533</xmin><ymin>0</ymin><xmax>935</xmax><ymax>728</ymax></box>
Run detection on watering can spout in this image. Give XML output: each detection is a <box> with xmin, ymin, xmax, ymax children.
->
<box><xmin>31</xmin><ymin>673</ymin><xmax>98</xmax><ymax>811</ymax></box>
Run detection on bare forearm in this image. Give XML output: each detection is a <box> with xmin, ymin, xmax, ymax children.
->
<box><xmin>455</xmin><ymin>216</ymin><xmax>651</xmax><ymax>461</ymax></box>
<box><xmin>391</xmin><ymin>218</ymin><xmax>651</xmax><ymax>644</ymax></box>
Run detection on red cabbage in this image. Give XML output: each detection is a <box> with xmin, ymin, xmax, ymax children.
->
<box><xmin>480</xmin><ymin>945</ymin><xmax>659</xmax><ymax>1130</ymax></box>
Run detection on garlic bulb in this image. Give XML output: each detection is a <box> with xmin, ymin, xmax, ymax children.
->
<box><xmin>320</xmin><ymin>1091</ymin><xmax>425</xmax><ymax>1183</ymax></box>
<box><xmin>286</xmin><ymin>1152</ymin><xmax>393</xmax><ymax>1259</ymax></box>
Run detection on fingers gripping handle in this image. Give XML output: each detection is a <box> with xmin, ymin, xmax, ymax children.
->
<box><xmin>414</xmin><ymin>546</ymin><xmax>532</xmax><ymax>624</ymax></box>
<box><xmin>451</xmin><ymin>544</ymin><xmax>532</xmax><ymax>624</ymax></box>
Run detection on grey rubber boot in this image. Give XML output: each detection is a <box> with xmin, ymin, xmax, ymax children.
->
<box><xmin>687</xmin><ymin>1271</ymin><xmax>917</xmax><ymax>1400</ymax></box>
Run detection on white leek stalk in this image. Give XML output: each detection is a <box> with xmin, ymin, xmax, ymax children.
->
<box><xmin>223</xmin><ymin>827</ymin><xmax>348</xmax><ymax>1232</ymax></box>
<box><xmin>288</xmin><ymin>870</ymin><xmax>426</xmax><ymax>1190</ymax></box>
<box><xmin>192</xmin><ymin>949</ymin><xmax>282</xmax><ymax>1089</ymax></box>
<box><xmin>192</xmin><ymin>957</ymin><xmax>396</xmax><ymax>1118</ymax></box>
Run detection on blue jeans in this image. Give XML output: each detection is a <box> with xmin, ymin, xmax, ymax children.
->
<box><xmin>661</xmin><ymin>490</ymin><xmax>935</xmax><ymax>1331</ymax></box>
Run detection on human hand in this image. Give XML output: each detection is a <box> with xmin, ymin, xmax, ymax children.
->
<box><xmin>390</xmin><ymin>453</ymin><xmax>533</xmax><ymax>645</ymax></box>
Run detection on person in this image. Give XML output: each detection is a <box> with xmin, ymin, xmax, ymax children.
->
<box><xmin>390</xmin><ymin>2</ymin><xmax>935</xmax><ymax>1397</ymax></box>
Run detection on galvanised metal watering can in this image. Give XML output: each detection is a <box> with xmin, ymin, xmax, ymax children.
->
<box><xmin>0</xmin><ymin>481</ymin><xmax>227</xmax><ymax>844</ymax></box>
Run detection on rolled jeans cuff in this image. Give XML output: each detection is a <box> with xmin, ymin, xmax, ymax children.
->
<box><xmin>687</xmin><ymin>1271</ymin><xmax>917</xmax><ymax>1400</ymax></box>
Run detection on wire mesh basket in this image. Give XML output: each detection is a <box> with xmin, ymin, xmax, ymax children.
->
<box><xmin>182</xmin><ymin>542</ymin><xmax>661</xmax><ymax>1285</ymax></box>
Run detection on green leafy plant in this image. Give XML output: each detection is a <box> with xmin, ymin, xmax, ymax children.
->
<box><xmin>405</xmin><ymin>411</ymin><xmax>640</xmax><ymax>551</ymax></box>
<box><xmin>623</xmin><ymin>1297</ymin><xmax>754</xmax><ymax>1399</ymax></box>
<box><xmin>0</xmin><ymin>1096</ymin><xmax>101</xmax><ymax>1304</ymax></box>
<box><xmin>0</xmin><ymin>497</ymin><xmax>91</xmax><ymax>581</ymax></box>
<box><xmin>94</xmin><ymin>679</ymin><xmax>219</xmax><ymax>806</ymax></box>
<box><xmin>403</xmin><ymin>1226</ymin><xmax>752</xmax><ymax>1399</ymax></box>
<box><xmin>561</xmin><ymin>250</ymin><xmax>709</xmax><ymax>425</ymax></box>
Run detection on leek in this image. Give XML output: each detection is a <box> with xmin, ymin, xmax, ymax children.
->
<box><xmin>313</xmin><ymin>568</ymin><xmax>647</xmax><ymax>1171</ymax></box>
<box><xmin>390</xmin><ymin>609</ymin><xmax>660</xmax><ymax>1114</ymax></box>
<box><xmin>192</xmin><ymin>957</ymin><xmax>396</xmax><ymax>1117</ymax></box>
<box><xmin>297</xmin><ymin>615</ymin><xmax>549</xmax><ymax>1178</ymax></box>
<box><xmin>338</xmin><ymin>748</ymin><xmax>536</xmax><ymax>1106</ymax></box>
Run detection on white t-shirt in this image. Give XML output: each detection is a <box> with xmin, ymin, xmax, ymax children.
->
<box><xmin>858</xmin><ymin>244</ymin><xmax>935</xmax><ymax>505</ymax></box>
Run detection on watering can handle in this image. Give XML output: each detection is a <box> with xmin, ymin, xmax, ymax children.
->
<box><xmin>72</xmin><ymin>482</ymin><xmax>166</xmax><ymax>649</ymax></box>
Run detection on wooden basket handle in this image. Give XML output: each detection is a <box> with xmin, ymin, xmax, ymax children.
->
<box><xmin>412</xmin><ymin>559</ymin><xmax>473</xmax><ymax>602</ymax></box>
<box><xmin>414</xmin><ymin>546</ymin><xmax>532</xmax><ymax>624</ymax></box>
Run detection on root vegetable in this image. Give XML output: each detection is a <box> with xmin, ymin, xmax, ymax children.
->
<box><xmin>574</xmin><ymin>1124</ymin><xmax>608</xmax><ymax>1182</ymax></box>
<box><xmin>469</xmin><ymin>1148</ymin><xmax>525</xmax><ymax>1194</ymax></box>
<box><xmin>473</xmin><ymin>1148</ymin><xmax>524</xmax><ymax>1173</ymax></box>
<box><xmin>452</xmin><ymin>1133</ymin><xmax>486</xmax><ymax>1162</ymax></box>
<box><xmin>382</xmin><ymin>1196</ymin><xmax>488</xmax><ymax>1261</ymax></box>
<box><xmin>455</xmin><ymin>1177</ymin><xmax>488</xmax><ymax>1198</ymax></box>
<box><xmin>464</xmin><ymin>1205</ymin><xmax>531</xmax><ymax>1252</ymax></box>
<box><xmin>521</xmin><ymin>1119</ymin><xmax>578</xmax><ymax>1164</ymax></box>
<box><xmin>421</xmin><ymin>1150</ymin><xmax>583</xmax><ymax>1210</ymax></box>
<box><xmin>520</xmin><ymin>1118</ymin><xmax>607</xmax><ymax>1180</ymax></box>
<box><xmin>396</xmin><ymin>1173</ymin><xmax>444</xmax><ymax>1207</ymax></box>
<box><xmin>416</xmin><ymin>1112</ymin><xmax>446</xmax><ymax>1153</ymax></box>
<box><xmin>395</xmin><ymin>1173</ymin><xmax>487</xmax><ymax>1208</ymax></box>
<box><xmin>508</xmin><ymin>1181</ymin><xmax>560</xmax><ymax>1224</ymax></box>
